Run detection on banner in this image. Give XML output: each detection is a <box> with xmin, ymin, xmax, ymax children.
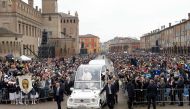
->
<box><xmin>18</xmin><ymin>75</ymin><xmax>33</xmax><ymax>94</ymax></box>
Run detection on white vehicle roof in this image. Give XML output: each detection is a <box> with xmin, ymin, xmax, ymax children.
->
<box><xmin>89</xmin><ymin>60</ymin><xmax>107</xmax><ymax>65</ymax></box>
<box><xmin>89</xmin><ymin>59</ymin><xmax>113</xmax><ymax>65</ymax></box>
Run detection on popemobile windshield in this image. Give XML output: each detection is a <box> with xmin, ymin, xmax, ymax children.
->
<box><xmin>67</xmin><ymin>60</ymin><xmax>112</xmax><ymax>109</ymax></box>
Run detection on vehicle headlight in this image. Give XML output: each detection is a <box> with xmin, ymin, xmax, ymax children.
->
<box><xmin>69</xmin><ymin>98</ymin><xmax>73</xmax><ymax>102</ymax></box>
<box><xmin>91</xmin><ymin>98</ymin><xmax>96</xmax><ymax>102</ymax></box>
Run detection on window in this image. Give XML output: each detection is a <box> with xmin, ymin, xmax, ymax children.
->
<box><xmin>73</xmin><ymin>19</ymin><xmax>75</xmax><ymax>23</ymax></box>
<box><xmin>63</xmin><ymin>20</ymin><xmax>65</xmax><ymax>23</ymax></box>
<box><xmin>91</xmin><ymin>38</ymin><xmax>94</xmax><ymax>42</ymax></box>
<box><xmin>26</xmin><ymin>25</ymin><xmax>28</xmax><ymax>36</ymax></box>
<box><xmin>49</xmin><ymin>16</ymin><xmax>52</xmax><ymax>21</ymax></box>
<box><xmin>22</xmin><ymin>24</ymin><xmax>25</xmax><ymax>34</ymax></box>
<box><xmin>29</xmin><ymin>26</ymin><xmax>31</xmax><ymax>36</ymax></box>
<box><xmin>67</xmin><ymin>19</ymin><xmax>69</xmax><ymax>23</ymax></box>
<box><xmin>70</xmin><ymin>19</ymin><xmax>72</xmax><ymax>23</ymax></box>
<box><xmin>2</xmin><ymin>1</ymin><xmax>6</xmax><ymax>8</ymax></box>
<box><xmin>18</xmin><ymin>23</ymin><xmax>21</xmax><ymax>33</ymax></box>
<box><xmin>23</xmin><ymin>45</ymin><xmax>25</xmax><ymax>55</ymax></box>
<box><xmin>26</xmin><ymin>45</ymin><xmax>29</xmax><ymax>55</ymax></box>
<box><xmin>63</xmin><ymin>28</ymin><xmax>66</xmax><ymax>35</ymax></box>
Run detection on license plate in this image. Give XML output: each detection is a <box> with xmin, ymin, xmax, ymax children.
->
<box><xmin>78</xmin><ymin>105</ymin><xmax>86</xmax><ymax>109</ymax></box>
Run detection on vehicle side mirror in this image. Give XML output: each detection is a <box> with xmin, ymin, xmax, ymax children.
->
<box><xmin>70</xmin><ymin>87</ymin><xmax>74</xmax><ymax>91</ymax></box>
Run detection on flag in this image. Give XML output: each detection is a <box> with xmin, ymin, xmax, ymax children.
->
<box><xmin>18</xmin><ymin>75</ymin><xmax>33</xmax><ymax>94</ymax></box>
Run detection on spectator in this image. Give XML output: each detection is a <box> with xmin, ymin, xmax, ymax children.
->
<box><xmin>126</xmin><ymin>80</ymin><xmax>135</xmax><ymax>109</ymax></box>
<box><xmin>177</xmin><ymin>76</ymin><xmax>184</xmax><ymax>106</ymax></box>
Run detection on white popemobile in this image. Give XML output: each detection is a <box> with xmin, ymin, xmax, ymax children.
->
<box><xmin>67</xmin><ymin>60</ymin><xmax>111</xmax><ymax>109</ymax></box>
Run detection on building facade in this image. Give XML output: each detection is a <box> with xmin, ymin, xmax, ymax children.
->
<box><xmin>140</xmin><ymin>13</ymin><xmax>190</xmax><ymax>55</ymax></box>
<box><xmin>141</xmin><ymin>29</ymin><xmax>160</xmax><ymax>52</ymax></box>
<box><xmin>0</xmin><ymin>0</ymin><xmax>79</xmax><ymax>58</ymax></box>
<box><xmin>79</xmin><ymin>34</ymin><xmax>100</xmax><ymax>54</ymax></box>
<box><xmin>108</xmin><ymin>37</ymin><xmax>140</xmax><ymax>54</ymax></box>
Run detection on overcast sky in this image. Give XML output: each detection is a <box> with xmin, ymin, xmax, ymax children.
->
<box><xmin>23</xmin><ymin>0</ymin><xmax>190</xmax><ymax>42</ymax></box>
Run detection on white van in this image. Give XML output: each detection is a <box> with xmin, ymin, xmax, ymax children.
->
<box><xmin>67</xmin><ymin>64</ymin><xmax>107</xmax><ymax>109</ymax></box>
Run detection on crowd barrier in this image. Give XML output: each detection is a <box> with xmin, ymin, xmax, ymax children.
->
<box><xmin>0</xmin><ymin>88</ymin><xmax>54</xmax><ymax>104</ymax></box>
<box><xmin>128</xmin><ymin>88</ymin><xmax>190</xmax><ymax>104</ymax></box>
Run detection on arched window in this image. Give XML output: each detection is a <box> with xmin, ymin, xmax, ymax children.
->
<box><xmin>63</xmin><ymin>19</ymin><xmax>65</xmax><ymax>23</ymax></box>
<box><xmin>67</xmin><ymin>19</ymin><xmax>69</xmax><ymax>23</ymax></box>
<box><xmin>70</xmin><ymin>19</ymin><xmax>72</xmax><ymax>23</ymax></box>
<box><xmin>73</xmin><ymin>19</ymin><xmax>76</xmax><ymax>23</ymax></box>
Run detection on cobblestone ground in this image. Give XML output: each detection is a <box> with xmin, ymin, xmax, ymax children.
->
<box><xmin>0</xmin><ymin>90</ymin><xmax>189</xmax><ymax>109</ymax></box>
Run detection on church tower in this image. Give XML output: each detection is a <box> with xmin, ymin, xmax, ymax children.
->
<box><xmin>42</xmin><ymin>0</ymin><xmax>58</xmax><ymax>13</ymax></box>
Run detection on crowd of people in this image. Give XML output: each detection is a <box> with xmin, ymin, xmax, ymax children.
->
<box><xmin>1</xmin><ymin>52</ymin><xmax>190</xmax><ymax>109</ymax></box>
<box><xmin>0</xmin><ymin>54</ymin><xmax>97</xmax><ymax>105</ymax></box>
<box><xmin>107</xmin><ymin>53</ymin><xmax>190</xmax><ymax>109</ymax></box>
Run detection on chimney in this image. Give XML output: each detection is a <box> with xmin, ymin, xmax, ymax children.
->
<box><xmin>39</xmin><ymin>8</ymin><xmax>41</xmax><ymax>12</ymax></box>
<box><xmin>182</xmin><ymin>19</ymin><xmax>186</xmax><ymax>22</ymax></box>
<box><xmin>28</xmin><ymin>0</ymin><xmax>33</xmax><ymax>7</ymax></box>
<box><xmin>169</xmin><ymin>23</ymin><xmax>171</xmax><ymax>27</ymax></box>
<box><xmin>161</xmin><ymin>25</ymin><xmax>165</xmax><ymax>30</ymax></box>
<box><xmin>35</xmin><ymin>6</ymin><xmax>38</xmax><ymax>11</ymax></box>
<box><xmin>75</xmin><ymin>11</ymin><xmax>78</xmax><ymax>17</ymax></box>
<box><xmin>188</xmin><ymin>13</ymin><xmax>190</xmax><ymax>19</ymax></box>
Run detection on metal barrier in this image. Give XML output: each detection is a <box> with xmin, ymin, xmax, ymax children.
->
<box><xmin>0</xmin><ymin>88</ymin><xmax>54</xmax><ymax>104</ymax></box>
<box><xmin>132</xmin><ymin>88</ymin><xmax>190</xmax><ymax>104</ymax></box>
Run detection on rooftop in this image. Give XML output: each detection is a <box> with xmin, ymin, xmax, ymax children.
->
<box><xmin>79</xmin><ymin>34</ymin><xmax>99</xmax><ymax>38</ymax></box>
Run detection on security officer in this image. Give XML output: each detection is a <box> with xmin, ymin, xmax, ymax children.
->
<box><xmin>126</xmin><ymin>80</ymin><xmax>135</xmax><ymax>109</ymax></box>
<box><xmin>100</xmin><ymin>80</ymin><xmax>116</xmax><ymax>109</ymax></box>
<box><xmin>147</xmin><ymin>80</ymin><xmax>157</xmax><ymax>109</ymax></box>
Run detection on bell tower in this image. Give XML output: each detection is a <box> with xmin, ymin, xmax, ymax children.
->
<box><xmin>42</xmin><ymin>0</ymin><xmax>58</xmax><ymax>13</ymax></box>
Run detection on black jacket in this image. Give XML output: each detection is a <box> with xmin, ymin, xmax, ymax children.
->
<box><xmin>100</xmin><ymin>84</ymin><xmax>116</xmax><ymax>97</ymax></box>
<box><xmin>126</xmin><ymin>82</ymin><xmax>135</xmax><ymax>98</ymax></box>
<box><xmin>53</xmin><ymin>86</ymin><xmax>65</xmax><ymax>101</ymax></box>
<box><xmin>114</xmin><ymin>80</ymin><xmax>119</xmax><ymax>93</ymax></box>
<box><xmin>177</xmin><ymin>80</ymin><xmax>184</xmax><ymax>89</ymax></box>
<box><xmin>64</xmin><ymin>80</ymin><xmax>74</xmax><ymax>95</ymax></box>
<box><xmin>147</xmin><ymin>83</ymin><xmax>157</xmax><ymax>97</ymax></box>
